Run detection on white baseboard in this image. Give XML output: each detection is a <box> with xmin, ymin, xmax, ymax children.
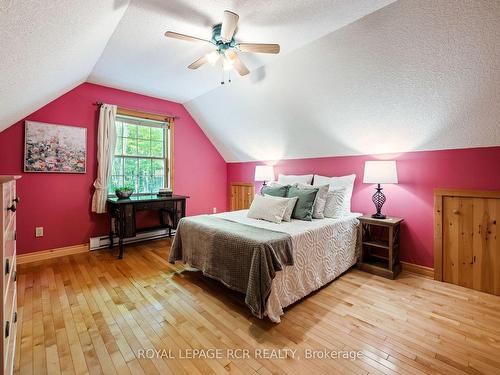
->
<box><xmin>89</xmin><ymin>228</ymin><xmax>175</xmax><ymax>251</ymax></box>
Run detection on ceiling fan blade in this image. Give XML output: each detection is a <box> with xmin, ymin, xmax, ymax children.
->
<box><xmin>220</xmin><ymin>10</ymin><xmax>239</xmax><ymax>42</ymax></box>
<box><xmin>165</xmin><ymin>31</ymin><xmax>212</xmax><ymax>45</ymax></box>
<box><xmin>188</xmin><ymin>55</ymin><xmax>208</xmax><ymax>69</ymax></box>
<box><xmin>225</xmin><ymin>50</ymin><xmax>249</xmax><ymax>76</ymax></box>
<box><xmin>237</xmin><ymin>43</ymin><xmax>280</xmax><ymax>54</ymax></box>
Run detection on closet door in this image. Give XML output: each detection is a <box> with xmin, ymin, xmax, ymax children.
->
<box><xmin>442</xmin><ymin>196</ymin><xmax>500</xmax><ymax>295</ymax></box>
<box><xmin>442</xmin><ymin>196</ymin><xmax>474</xmax><ymax>289</ymax></box>
<box><xmin>472</xmin><ymin>198</ymin><xmax>499</xmax><ymax>295</ymax></box>
<box><xmin>230</xmin><ymin>183</ymin><xmax>255</xmax><ymax>211</ymax></box>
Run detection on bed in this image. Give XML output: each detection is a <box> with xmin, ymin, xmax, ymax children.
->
<box><xmin>169</xmin><ymin>209</ymin><xmax>361</xmax><ymax>323</ymax></box>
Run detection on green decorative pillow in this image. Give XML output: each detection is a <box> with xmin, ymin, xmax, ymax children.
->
<box><xmin>286</xmin><ymin>186</ymin><xmax>319</xmax><ymax>221</ymax></box>
<box><xmin>261</xmin><ymin>184</ymin><xmax>288</xmax><ymax>197</ymax></box>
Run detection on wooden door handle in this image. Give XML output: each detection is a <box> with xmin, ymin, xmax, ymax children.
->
<box><xmin>452</xmin><ymin>209</ymin><xmax>459</xmax><ymax>215</ymax></box>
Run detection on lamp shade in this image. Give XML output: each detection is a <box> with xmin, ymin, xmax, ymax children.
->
<box><xmin>254</xmin><ymin>165</ymin><xmax>275</xmax><ymax>182</ymax></box>
<box><xmin>363</xmin><ymin>161</ymin><xmax>398</xmax><ymax>184</ymax></box>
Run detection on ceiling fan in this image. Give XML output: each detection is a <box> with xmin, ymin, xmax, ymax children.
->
<box><xmin>165</xmin><ymin>10</ymin><xmax>280</xmax><ymax>81</ymax></box>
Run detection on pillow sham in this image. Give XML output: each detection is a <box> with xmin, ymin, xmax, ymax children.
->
<box><xmin>264</xmin><ymin>195</ymin><xmax>299</xmax><ymax>222</ymax></box>
<box><xmin>261</xmin><ymin>184</ymin><xmax>288</xmax><ymax>197</ymax></box>
<box><xmin>278</xmin><ymin>174</ymin><xmax>313</xmax><ymax>185</ymax></box>
<box><xmin>247</xmin><ymin>195</ymin><xmax>289</xmax><ymax>223</ymax></box>
<box><xmin>313</xmin><ymin>174</ymin><xmax>356</xmax><ymax>212</ymax></box>
<box><xmin>267</xmin><ymin>181</ymin><xmax>283</xmax><ymax>187</ymax></box>
<box><xmin>295</xmin><ymin>183</ymin><xmax>329</xmax><ymax>219</ymax></box>
<box><xmin>323</xmin><ymin>188</ymin><xmax>348</xmax><ymax>219</ymax></box>
<box><xmin>286</xmin><ymin>186</ymin><xmax>318</xmax><ymax>221</ymax></box>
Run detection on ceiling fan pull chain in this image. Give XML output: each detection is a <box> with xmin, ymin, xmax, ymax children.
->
<box><xmin>221</xmin><ymin>64</ymin><xmax>225</xmax><ymax>85</ymax></box>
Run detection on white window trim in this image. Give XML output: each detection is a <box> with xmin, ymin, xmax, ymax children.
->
<box><xmin>109</xmin><ymin>114</ymin><xmax>171</xmax><ymax>196</ymax></box>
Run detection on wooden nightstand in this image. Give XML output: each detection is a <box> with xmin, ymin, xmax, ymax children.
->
<box><xmin>357</xmin><ymin>215</ymin><xmax>403</xmax><ymax>279</ymax></box>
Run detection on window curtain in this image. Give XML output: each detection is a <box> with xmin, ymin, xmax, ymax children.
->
<box><xmin>91</xmin><ymin>104</ymin><xmax>117</xmax><ymax>213</ymax></box>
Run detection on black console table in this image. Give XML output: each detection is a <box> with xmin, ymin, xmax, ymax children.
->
<box><xmin>107</xmin><ymin>195</ymin><xmax>188</xmax><ymax>259</ymax></box>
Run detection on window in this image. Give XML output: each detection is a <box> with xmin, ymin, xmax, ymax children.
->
<box><xmin>109</xmin><ymin>114</ymin><xmax>171</xmax><ymax>195</ymax></box>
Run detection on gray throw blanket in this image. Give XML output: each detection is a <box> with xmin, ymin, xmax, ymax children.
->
<box><xmin>169</xmin><ymin>216</ymin><xmax>293</xmax><ymax>319</ymax></box>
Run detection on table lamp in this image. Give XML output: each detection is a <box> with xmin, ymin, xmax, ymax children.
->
<box><xmin>254</xmin><ymin>165</ymin><xmax>275</xmax><ymax>187</ymax></box>
<box><xmin>363</xmin><ymin>160</ymin><xmax>398</xmax><ymax>219</ymax></box>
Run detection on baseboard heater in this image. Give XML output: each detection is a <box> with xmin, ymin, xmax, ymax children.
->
<box><xmin>89</xmin><ymin>228</ymin><xmax>176</xmax><ymax>251</ymax></box>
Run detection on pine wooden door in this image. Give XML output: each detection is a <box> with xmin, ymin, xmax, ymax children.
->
<box><xmin>439</xmin><ymin>193</ymin><xmax>500</xmax><ymax>295</ymax></box>
<box><xmin>471</xmin><ymin>198</ymin><xmax>499</xmax><ymax>295</ymax></box>
<box><xmin>230</xmin><ymin>183</ymin><xmax>255</xmax><ymax>211</ymax></box>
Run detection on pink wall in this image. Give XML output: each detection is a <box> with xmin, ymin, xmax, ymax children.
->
<box><xmin>0</xmin><ymin>82</ymin><xmax>227</xmax><ymax>254</ymax></box>
<box><xmin>2</xmin><ymin>81</ymin><xmax>499</xmax><ymax>266</ymax></box>
<box><xmin>227</xmin><ymin>147</ymin><xmax>500</xmax><ymax>267</ymax></box>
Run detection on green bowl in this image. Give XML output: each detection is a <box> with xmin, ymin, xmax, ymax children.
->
<box><xmin>115</xmin><ymin>189</ymin><xmax>133</xmax><ymax>199</ymax></box>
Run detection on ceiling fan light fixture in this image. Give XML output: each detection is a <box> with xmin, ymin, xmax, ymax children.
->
<box><xmin>206</xmin><ymin>50</ymin><xmax>220</xmax><ymax>66</ymax></box>
<box><xmin>165</xmin><ymin>10</ymin><xmax>280</xmax><ymax>80</ymax></box>
<box><xmin>222</xmin><ymin>57</ymin><xmax>234</xmax><ymax>71</ymax></box>
<box><xmin>224</xmin><ymin>49</ymin><xmax>236</xmax><ymax>63</ymax></box>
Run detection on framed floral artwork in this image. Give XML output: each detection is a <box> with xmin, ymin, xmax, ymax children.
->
<box><xmin>24</xmin><ymin>121</ymin><xmax>87</xmax><ymax>173</ymax></box>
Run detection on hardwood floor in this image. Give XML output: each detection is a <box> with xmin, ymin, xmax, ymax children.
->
<box><xmin>14</xmin><ymin>238</ymin><xmax>500</xmax><ymax>375</ymax></box>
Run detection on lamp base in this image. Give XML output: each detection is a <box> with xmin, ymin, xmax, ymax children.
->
<box><xmin>371</xmin><ymin>184</ymin><xmax>387</xmax><ymax>219</ymax></box>
<box><xmin>259</xmin><ymin>181</ymin><xmax>268</xmax><ymax>195</ymax></box>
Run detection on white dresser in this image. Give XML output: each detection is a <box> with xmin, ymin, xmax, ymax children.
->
<box><xmin>1</xmin><ymin>176</ymin><xmax>19</xmax><ymax>375</ymax></box>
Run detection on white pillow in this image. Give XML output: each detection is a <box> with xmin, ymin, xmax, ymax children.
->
<box><xmin>264</xmin><ymin>195</ymin><xmax>298</xmax><ymax>222</ymax></box>
<box><xmin>247</xmin><ymin>195</ymin><xmax>289</xmax><ymax>223</ymax></box>
<box><xmin>323</xmin><ymin>188</ymin><xmax>348</xmax><ymax>219</ymax></box>
<box><xmin>278</xmin><ymin>174</ymin><xmax>313</xmax><ymax>185</ymax></box>
<box><xmin>295</xmin><ymin>183</ymin><xmax>329</xmax><ymax>219</ymax></box>
<box><xmin>313</xmin><ymin>174</ymin><xmax>356</xmax><ymax>212</ymax></box>
<box><xmin>266</xmin><ymin>181</ymin><xmax>286</xmax><ymax>188</ymax></box>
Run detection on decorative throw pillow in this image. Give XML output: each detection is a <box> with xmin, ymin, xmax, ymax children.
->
<box><xmin>267</xmin><ymin>181</ymin><xmax>283</xmax><ymax>187</ymax></box>
<box><xmin>296</xmin><ymin>183</ymin><xmax>329</xmax><ymax>219</ymax></box>
<box><xmin>323</xmin><ymin>188</ymin><xmax>348</xmax><ymax>219</ymax></box>
<box><xmin>313</xmin><ymin>174</ymin><xmax>356</xmax><ymax>212</ymax></box>
<box><xmin>286</xmin><ymin>186</ymin><xmax>319</xmax><ymax>221</ymax></box>
<box><xmin>278</xmin><ymin>174</ymin><xmax>313</xmax><ymax>185</ymax></box>
<box><xmin>264</xmin><ymin>195</ymin><xmax>299</xmax><ymax>222</ymax></box>
<box><xmin>261</xmin><ymin>184</ymin><xmax>288</xmax><ymax>197</ymax></box>
<box><xmin>247</xmin><ymin>195</ymin><xmax>289</xmax><ymax>223</ymax></box>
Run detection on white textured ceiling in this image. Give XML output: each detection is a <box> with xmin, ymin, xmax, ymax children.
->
<box><xmin>2</xmin><ymin>0</ymin><xmax>499</xmax><ymax>163</ymax></box>
<box><xmin>0</xmin><ymin>0</ymin><xmax>396</xmax><ymax>132</ymax></box>
<box><xmin>0</xmin><ymin>0</ymin><xmax>130</xmax><ymax>132</ymax></box>
<box><xmin>186</xmin><ymin>0</ymin><xmax>500</xmax><ymax>161</ymax></box>
<box><xmin>88</xmin><ymin>0</ymin><xmax>396</xmax><ymax>103</ymax></box>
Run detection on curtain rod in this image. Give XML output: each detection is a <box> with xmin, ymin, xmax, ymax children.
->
<box><xmin>93</xmin><ymin>101</ymin><xmax>179</xmax><ymax>120</ymax></box>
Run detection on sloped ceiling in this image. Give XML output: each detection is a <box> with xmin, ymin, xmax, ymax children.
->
<box><xmin>88</xmin><ymin>0</ymin><xmax>396</xmax><ymax>102</ymax></box>
<box><xmin>2</xmin><ymin>0</ymin><xmax>499</xmax><ymax>163</ymax></box>
<box><xmin>0</xmin><ymin>0</ymin><xmax>130</xmax><ymax>132</ymax></box>
<box><xmin>186</xmin><ymin>0</ymin><xmax>500</xmax><ymax>162</ymax></box>
<box><xmin>0</xmin><ymin>0</ymin><xmax>396</xmax><ymax>133</ymax></box>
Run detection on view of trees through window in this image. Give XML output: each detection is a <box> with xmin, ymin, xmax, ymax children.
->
<box><xmin>109</xmin><ymin>116</ymin><xmax>168</xmax><ymax>194</ymax></box>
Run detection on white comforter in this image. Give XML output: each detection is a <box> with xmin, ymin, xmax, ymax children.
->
<box><xmin>214</xmin><ymin>210</ymin><xmax>361</xmax><ymax>322</ymax></box>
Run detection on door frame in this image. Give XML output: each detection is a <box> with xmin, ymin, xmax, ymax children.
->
<box><xmin>434</xmin><ymin>188</ymin><xmax>500</xmax><ymax>281</ymax></box>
